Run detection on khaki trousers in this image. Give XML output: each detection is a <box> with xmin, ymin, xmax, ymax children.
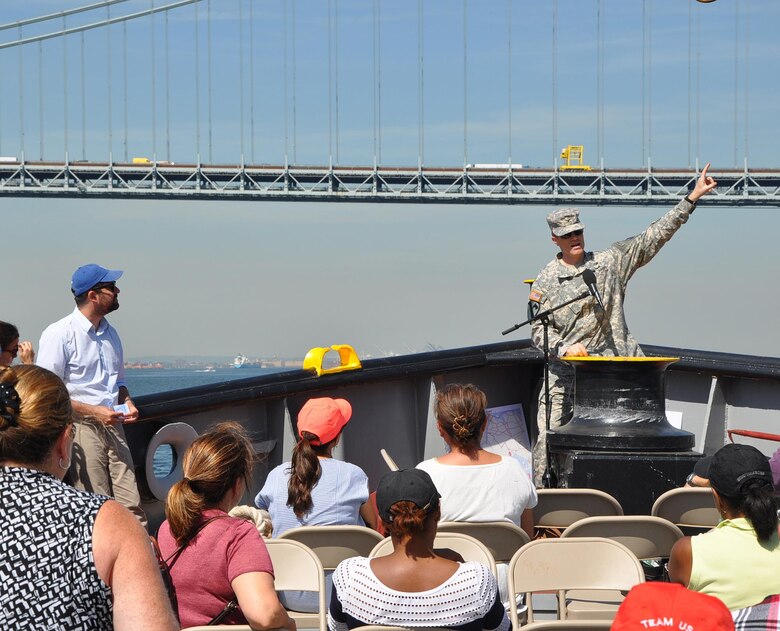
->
<box><xmin>69</xmin><ymin>417</ymin><xmax>148</xmax><ymax>530</ymax></box>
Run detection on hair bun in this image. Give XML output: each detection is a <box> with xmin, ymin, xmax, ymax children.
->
<box><xmin>0</xmin><ymin>382</ymin><xmax>21</xmax><ymax>428</ymax></box>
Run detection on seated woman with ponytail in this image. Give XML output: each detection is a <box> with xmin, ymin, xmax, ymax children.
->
<box><xmin>328</xmin><ymin>469</ymin><xmax>509</xmax><ymax>631</ymax></box>
<box><xmin>255</xmin><ymin>397</ymin><xmax>374</xmax><ymax>611</ymax></box>
<box><xmin>157</xmin><ymin>422</ymin><xmax>296</xmax><ymax>630</ymax></box>
<box><xmin>0</xmin><ymin>365</ymin><xmax>177</xmax><ymax>631</ymax></box>
<box><xmin>668</xmin><ymin>443</ymin><xmax>780</xmax><ymax>610</ymax></box>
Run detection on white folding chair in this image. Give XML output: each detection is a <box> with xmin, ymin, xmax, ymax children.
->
<box><xmin>370</xmin><ymin>531</ymin><xmax>497</xmax><ymax>578</ymax></box>
<box><xmin>507</xmin><ymin>538</ymin><xmax>644</xmax><ymax>629</ymax></box>
<box><xmin>265</xmin><ymin>538</ymin><xmax>327</xmax><ymax>631</ymax></box>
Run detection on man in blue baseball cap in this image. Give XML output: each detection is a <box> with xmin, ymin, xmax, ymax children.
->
<box><xmin>37</xmin><ymin>264</ymin><xmax>146</xmax><ymax>528</ymax></box>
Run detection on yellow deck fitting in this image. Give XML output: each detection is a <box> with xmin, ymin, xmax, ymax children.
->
<box><xmin>302</xmin><ymin>344</ymin><xmax>362</xmax><ymax>376</ymax></box>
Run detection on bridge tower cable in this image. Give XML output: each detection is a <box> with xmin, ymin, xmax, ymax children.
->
<box><xmin>744</xmin><ymin>0</ymin><xmax>749</xmax><ymax>165</ymax></box>
<box><xmin>80</xmin><ymin>31</ymin><xmax>85</xmax><ymax>160</ymax></box>
<box><xmin>292</xmin><ymin>0</ymin><xmax>297</xmax><ymax>163</ymax></box>
<box><xmin>733</xmin><ymin>0</ymin><xmax>739</xmax><ymax>168</ymax></box>
<box><xmin>207</xmin><ymin>0</ymin><xmax>213</xmax><ymax>163</ymax></box>
<box><xmin>335</xmin><ymin>0</ymin><xmax>340</xmax><ymax>165</ymax></box>
<box><xmin>283</xmin><ymin>0</ymin><xmax>288</xmax><ymax>167</ymax></box>
<box><xmin>417</xmin><ymin>0</ymin><xmax>424</xmax><ymax>168</ymax></box>
<box><xmin>18</xmin><ymin>26</ymin><xmax>25</xmax><ymax>160</ymax></box>
<box><xmin>697</xmin><ymin>9</ymin><xmax>705</xmax><ymax>170</ymax></box>
<box><xmin>641</xmin><ymin>0</ymin><xmax>646</xmax><ymax>167</ymax></box>
<box><xmin>507</xmin><ymin>0</ymin><xmax>512</xmax><ymax>167</ymax></box>
<box><xmin>151</xmin><ymin>0</ymin><xmax>157</xmax><ymax>161</ymax></box>
<box><xmin>552</xmin><ymin>0</ymin><xmax>557</xmax><ymax>168</ymax></box>
<box><xmin>123</xmin><ymin>20</ymin><xmax>129</xmax><ymax>161</ymax></box>
<box><xmin>195</xmin><ymin>1</ymin><xmax>201</xmax><ymax>161</ymax></box>
<box><xmin>462</xmin><ymin>0</ymin><xmax>468</xmax><ymax>168</ymax></box>
<box><xmin>165</xmin><ymin>7</ymin><xmax>171</xmax><ymax>162</ymax></box>
<box><xmin>328</xmin><ymin>0</ymin><xmax>333</xmax><ymax>167</ymax></box>
<box><xmin>239</xmin><ymin>0</ymin><xmax>245</xmax><ymax>163</ymax></box>
<box><xmin>648</xmin><ymin>0</ymin><xmax>653</xmax><ymax>168</ymax></box>
<box><xmin>687</xmin><ymin>2</ymin><xmax>692</xmax><ymax>168</ymax></box>
<box><xmin>62</xmin><ymin>15</ymin><xmax>70</xmax><ymax>162</ymax></box>
<box><xmin>249</xmin><ymin>0</ymin><xmax>255</xmax><ymax>164</ymax></box>
<box><xmin>372</xmin><ymin>0</ymin><xmax>382</xmax><ymax>166</ymax></box>
<box><xmin>597</xmin><ymin>0</ymin><xmax>604</xmax><ymax>167</ymax></box>
<box><xmin>38</xmin><ymin>41</ymin><xmax>43</xmax><ymax>160</ymax></box>
<box><xmin>108</xmin><ymin>4</ymin><xmax>113</xmax><ymax>160</ymax></box>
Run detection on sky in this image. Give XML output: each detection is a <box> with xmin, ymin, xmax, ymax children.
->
<box><xmin>1</xmin><ymin>0</ymin><xmax>779</xmax><ymax>360</ymax></box>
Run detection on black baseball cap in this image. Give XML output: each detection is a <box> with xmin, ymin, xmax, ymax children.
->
<box><xmin>708</xmin><ymin>443</ymin><xmax>773</xmax><ymax>498</ymax></box>
<box><xmin>693</xmin><ymin>456</ymin><xmax>712</xmax><ymax>478</ymax></box>
<box><xmin>376</xmin><ymin>468</ymin><xmax>441</xmax><ymax>522</ymax></box>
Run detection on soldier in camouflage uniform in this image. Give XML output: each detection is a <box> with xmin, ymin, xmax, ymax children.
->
<box><xmin>530</xmin><ymin>164</ymin><xmax>718</xmax><ymax>487</ymax></box>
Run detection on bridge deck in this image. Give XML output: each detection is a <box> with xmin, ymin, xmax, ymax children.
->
<box><xmin>1</xmin><ymin>161</ymin><xmax>779</xmax><ymax>206</ymax></box>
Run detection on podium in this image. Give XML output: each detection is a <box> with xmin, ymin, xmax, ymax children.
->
<box><xmin>547</xmin><ymin>356</ymin><xmax>699</xmax><ymax>514</ymax></box>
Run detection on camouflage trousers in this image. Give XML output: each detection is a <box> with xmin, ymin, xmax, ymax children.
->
<box><xmin>533</xmin><ymin>370</ymin><xmax>573</xmax><ymax>487</ymax></box>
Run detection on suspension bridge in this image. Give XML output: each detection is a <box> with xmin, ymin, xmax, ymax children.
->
<box><xmin>0</xmin><ymin>0</ymin><xmax>778</xmax><ymax>206</ymax></box>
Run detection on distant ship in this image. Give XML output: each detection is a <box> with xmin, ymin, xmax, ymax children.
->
<box><xmin>233</xmin><ymin>353</ymin><xmax>250</xmax><ymax>368</ymax></box>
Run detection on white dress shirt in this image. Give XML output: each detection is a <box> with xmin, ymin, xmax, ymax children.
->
<box><xmin>37</xmin><ymin>307</ymin><xmax>126</xmax><ymax>408</ymax></box>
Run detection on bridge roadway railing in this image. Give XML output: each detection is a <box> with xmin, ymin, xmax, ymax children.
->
<box><xmin>1</xmin><ymin>161</ymin><xmax>779</xmax><ymax>206</ymax></box>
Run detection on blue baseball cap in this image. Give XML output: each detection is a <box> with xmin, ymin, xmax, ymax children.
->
<box><xmin>71</xmin><ymin>264</ymin><xmax>124</xmax><ymax>296</ymax></box>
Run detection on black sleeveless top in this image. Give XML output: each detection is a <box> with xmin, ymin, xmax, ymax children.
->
<box><xmin>0</xmin><ymin>466</ymin><xmax>113</xmax><ymax>630</ymax></box>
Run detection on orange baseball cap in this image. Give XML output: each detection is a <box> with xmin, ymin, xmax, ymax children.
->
<box><xmin>612</xmin><ymin>583</ymin><xmax>734</xmax><ymax>631</ymax></box>
<box><xmin>297</xmin><ymin>397</ymin><xmax>352</xmax><ymax>445</ymax></box>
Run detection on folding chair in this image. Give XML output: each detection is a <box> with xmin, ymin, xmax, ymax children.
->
<box><xmin>437</xmin><ymin>521</ymin><xmax>530</xmax><ymax>565</ymax></box>
<box><xmin>278</xmin><ymin>525</ymin><xmax>384</xmax><ymax>571</ymax></box>
<box><xmin>265</xmin><ymin>538</ymin><xmax>327</xmax><ymax>631</ymax></box>
<box><xmin>650</xmin><ymin>487</ymin><xmax>719</xmax><ymax>534</ymax></box>
<box><xmin>507</xmin><ymin>538</ymin><xmax>644</xmax><ymax>629</ymax></box>
<box><xmin>534</xmin><ymin>489</ymin><xmax>623</xmax><ymax>532</ymax></box>
<box><xmin>370</xmin><ymin>531</ymin><xmax>497</xmax><ymax>578</ymax></box>
<box><xmin>560</xmin><ymin>516</ymin><xmax>684</xmax><ymax>618</ymax></box>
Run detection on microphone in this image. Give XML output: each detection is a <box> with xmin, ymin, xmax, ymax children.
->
<box><xmin>581</xmin><ymin>268</ymin><xmax>605</xmax><ymax>311</ymax></box>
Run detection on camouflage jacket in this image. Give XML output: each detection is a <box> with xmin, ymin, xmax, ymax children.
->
<box><xmin>531</xmin><ymin>199</ymin><xmax>695</xmax><ymax>369</ymax></box>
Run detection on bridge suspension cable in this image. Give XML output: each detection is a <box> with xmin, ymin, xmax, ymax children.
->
<box><xmin>0</xmin><ymin>0</ymin><xmax>202</xmax><ymax>50</ymax></box>
<box><xmin>0</xmin><ymin>0</ymin><xmax>132</xmax><ymax>32</ymax></box>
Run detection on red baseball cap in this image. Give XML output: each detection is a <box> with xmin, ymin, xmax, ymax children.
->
<box><xmin>612</xmin><ymin>583</ymin><xmax>734</xmax><ymax>631</ymax></box>
<box><xmin>297</xmin><ymin>397</ymin><xmax>352</xmax><ymax>445</ymax></box>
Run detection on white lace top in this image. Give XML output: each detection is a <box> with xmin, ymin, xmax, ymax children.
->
<box><xmin>328</xmin><ymin>556</ymin><xmax>509</xmax><ymax>631</ymax></box>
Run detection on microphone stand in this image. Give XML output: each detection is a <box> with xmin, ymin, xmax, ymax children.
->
<box><xmin>501</xmin><ymin>290</ymin><xmax>591</xmax><ymax>488</ymax></box>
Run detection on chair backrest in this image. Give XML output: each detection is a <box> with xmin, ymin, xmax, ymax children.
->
<box><xmin>650</xmin><ymin>487</ymin><xmax>719</xmax><ymax>529</ymax></box>
<box><xmin>264</xmin><ymin>538</ymin><xmax>327</xmax><ymax>631</ymax></box>
<box><xmin>278</xmin><ymin>525</ymin><xmax>385</xmax><ymax>570</ymax></box>
<box><xmin>369</xmin><ymin>531</ymin><xmax>497</xmax><ymax>578</ymax></box>
<box><xmin>437</xmin><ymin>521</ymin><xmax>530</xmax><ymax>564</ymax></box>
<box><xmin>519</xmin><ymin>621</ymin><xmax>613</xmax><ymax>631</ymax></box>
<box><xmin>560</xmin><ymin>515</ymin><xmax>684</xmax><ymax>560</ymax></box>
<box><xmin>535</xmin><ymin>489</ymin><xmax>623</xmax><ymax>530</ymax></box>
<box><xmin>352</xmin><ymin>627</ymin><xmax>454</xmax><ymax>631</ymax></box>
<box><xmin>507</xmin><ymin>537</ymin><xmax>645</xmax><ymax>627</ymax></box>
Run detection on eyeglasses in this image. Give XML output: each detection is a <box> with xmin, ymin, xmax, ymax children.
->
<box><xmin>92</xmin><ymin>282</ymin><xmax>118</xmax><ymax>293</ymax></box>
<box><xmin>2</xmin><ymin>347</ymin><xmax>18</xmax><ymax>357</ymax></box>
<box><xmin>560</xmin><ymin>229</ymin><xmax>584</xmax><ymax>238</ymax></box>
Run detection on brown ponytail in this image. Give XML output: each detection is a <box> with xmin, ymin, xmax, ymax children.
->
<box><xmin>286</xmin><ymin>430</ymin><xmax>332</xmax><ymax>518</ymax></box>
<box><xmin>165</xmin><ymin>421</ymin><xmax>254</xmax><ymax>544</ymax></box>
